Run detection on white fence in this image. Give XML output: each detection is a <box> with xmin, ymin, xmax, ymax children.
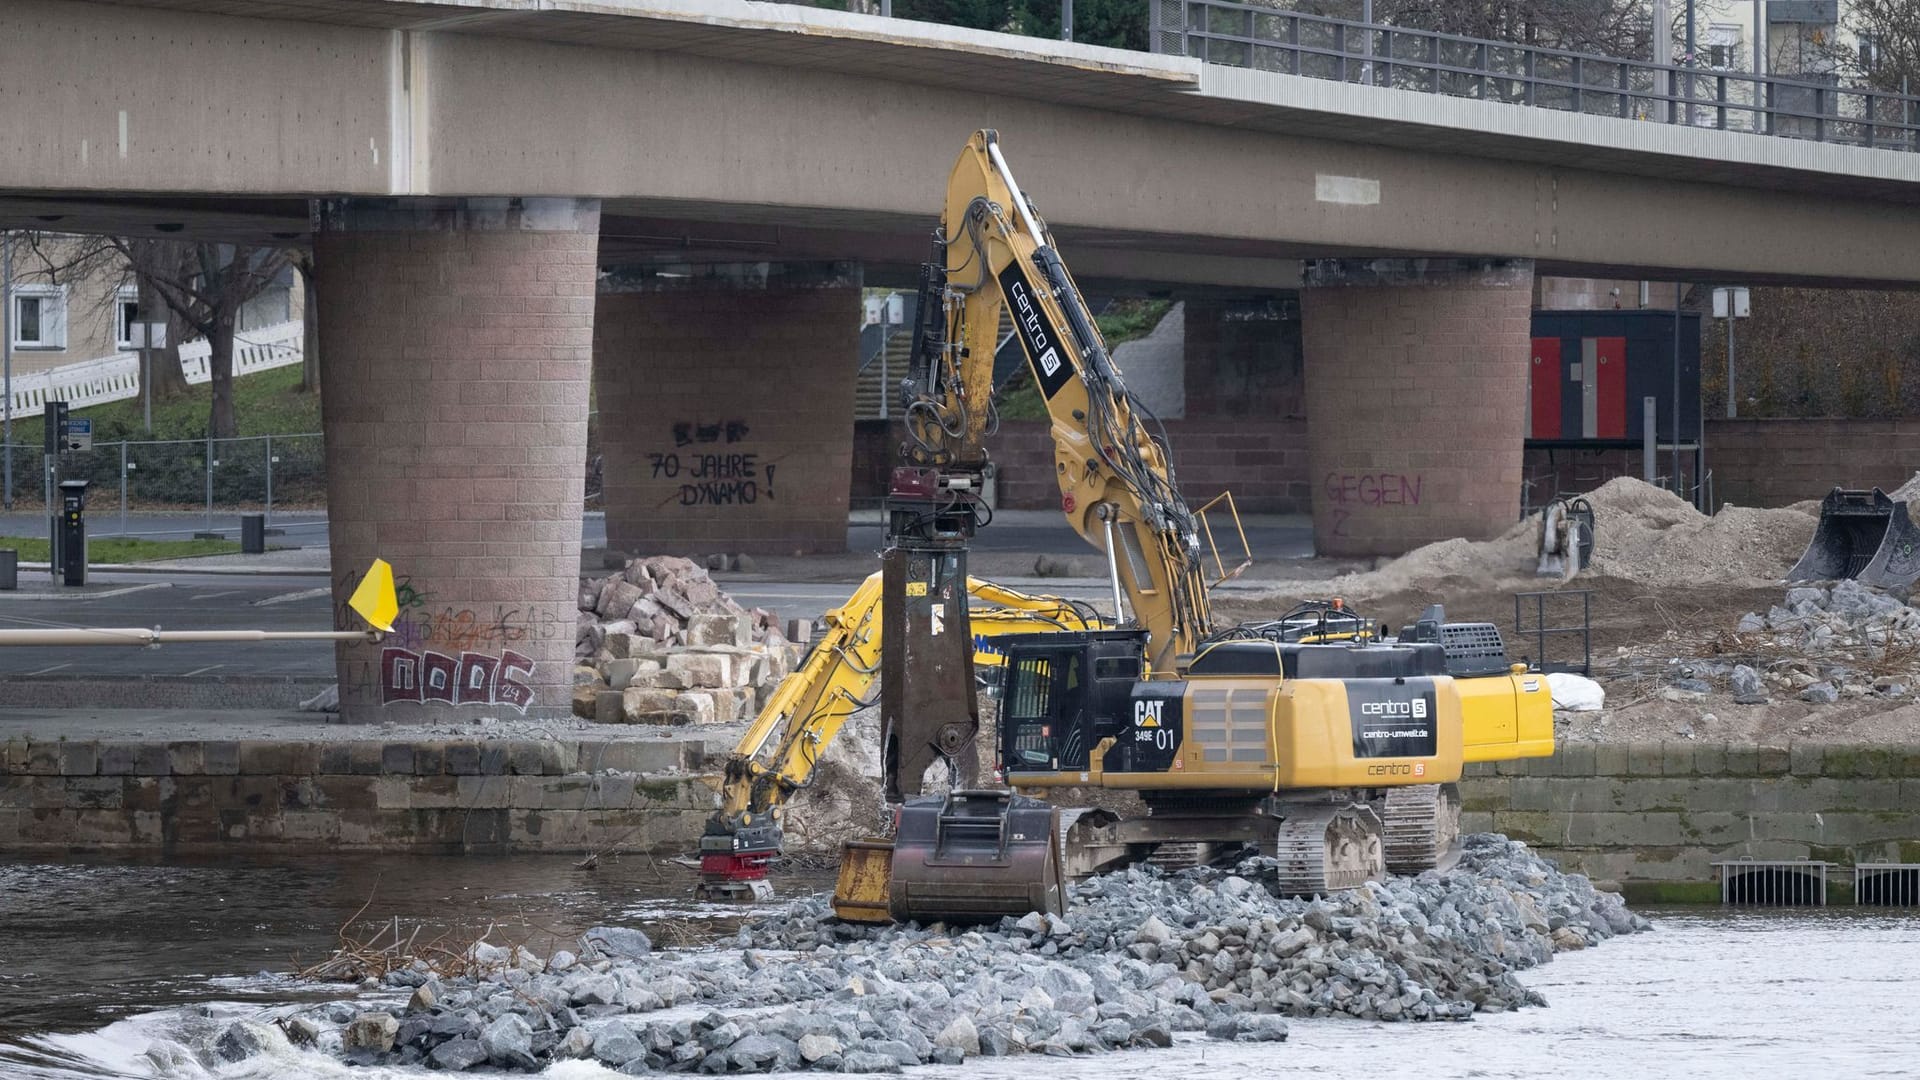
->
<box><xmin>2</xmin><ymin>319</ymin><xmax>305</xmax><ymax>415</ymax></box>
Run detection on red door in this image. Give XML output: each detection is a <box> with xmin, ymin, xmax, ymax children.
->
<box><xmin>1529</xmin><ymin>337</ymin><xmax>1561</xmax><ymax>439</ymax></box>
<box><xmin>1593</xmin><ymin>336</ymin><xmax>1626</xmax><ymax>438</ymax></box>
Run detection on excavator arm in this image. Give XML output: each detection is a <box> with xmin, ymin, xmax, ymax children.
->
<box><xmin>898</xmin><ymin>129</ymin><xmax>1213</xmax><ymax>673</ymax></box>
<box><xmin>695</xmin><ymin>573</ymin><xmax>1100</xmax><ymax>899</ymax></box>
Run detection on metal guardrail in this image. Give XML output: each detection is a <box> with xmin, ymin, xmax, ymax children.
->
<box><xmin>3</xmin><ymin>320</ymin><xmax>305</xmax><ymax>415</ymax></box>
<box><xmin>2</xmin><ymin>432</ymin><xmax>325</xmax><ymax>534</ymax></box>
<box><xmin>1513</xmin><ymin>588</ymin><xmax>1591</xmax><ymax>676</ymax></box>
<box><xmin>1714</xmin><ymin>858</ymin><xmax>1831</xmax><ymax>906</ymax></box>
<box><xmin>1150</xmin><ymin>1</ymin><xmax>1920</xmax><ymax>153</ymax></box>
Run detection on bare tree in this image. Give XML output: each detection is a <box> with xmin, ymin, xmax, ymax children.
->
<box><xmin>1291</xmin><ymin>0</ymin><xmax>1650</xmax><ymax>57</ymax></box>
<box><xmin>108</xmin><ymin>240</ymin><xmax>293</xmax><ymax>438</ymax></box>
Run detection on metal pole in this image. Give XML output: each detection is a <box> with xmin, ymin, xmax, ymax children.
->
<box><xmin>1060</xmin><ymin>0</ymin><xmax>1072</xmax><ymax>41</ymax></box>
<box><xmin>1726</xmin><ymin>306</ymin><xmax>1737</xmax><ymax>418</ymax></box>
<box><xmin>879</xmin><ymin>0</ymin><xmax>890</xmax><ymax>16</ymax></box>
<box><xmin>1752</xmin><ymin>0</ymin><xmax>1765</xmax><ymax>81</ymax></box>
<box><xmin>142</xmin><ymin>343</ymin><xmax>151</xmax><ymax>433</ymax></box>
<box><xmin>1684</xmin><ymin>0</ymin><xmax>1698</xmax><ymax>127</ymax></box>
<box><xmin>264</xmin><ymin>434</ymin><xmax>273</xmax><ymax>524</ymax></box>
<box><xmin>1654</xmin><ymin>0</ymin><xmax>1672</xmax><ymax>122</ymax></box>
<box><xmin>2</xmin><ymin>231</ymin><xmax>11</xmax><ymax>512</ymax></box>
<box><xmin>205</xmin><ymin>434</ymin><xmax>214</xmax><ymax>531</ymax></box>
<box><xmin>1672</xmin><ymin>292</ymin><xmax>1683</xmax><ymax>495</ymax></box>
<box><xmin>1642</xmin><ymin>397</ymin><xmax>1657</xmax><ymax>482</ymax></box>
<box><xmin>119</xmin><ymin>441</ymin><xmax>127</xmax><ymax>537</ymax></box>
<box><xmin>1361</xmin><ymin>0</ymin><xmax>1374</xmax><ymax>84</ymax></box>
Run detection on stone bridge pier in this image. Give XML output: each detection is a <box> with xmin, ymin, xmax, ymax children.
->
<box><xmin>316</xmin><ymin>197</ymin><xmax>601</xmax><ymax>722</ymax></box>
<box><xmin>1302</xmin><ymin>258</ymin><xmax>1535</xmax><ymax>558</ymax></box>
<box><xmin>593</xmin><ymin>262</ymin><xmax>861</xmax><ymax>558</ymax></box>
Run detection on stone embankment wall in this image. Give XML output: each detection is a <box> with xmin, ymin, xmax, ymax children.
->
<box><xmin>1462</xmin><ymin>741</ymin><xmax>1920</xmax><ymax>900</ymax></box>
<box><xmin>0</xmin><ymin>735</ymin><xmax>719</xmax><ymax>853</ymax></box>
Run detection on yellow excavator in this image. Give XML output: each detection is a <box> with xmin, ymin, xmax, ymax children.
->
<box><xmin>695</xmin><ymin>572</ymin><xmax>1103</xmax><ymax>900</ymax></box>
<box><xmin>817</xmin><ymin>130</ymin><xmax>1554</xmax><ymax>923</ymax></box>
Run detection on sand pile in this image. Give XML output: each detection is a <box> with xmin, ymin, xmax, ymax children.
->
<box><xmin>1305</xmin><ymin>477</ymin><xmax>1816</xmax><ymax>597</ymax></box>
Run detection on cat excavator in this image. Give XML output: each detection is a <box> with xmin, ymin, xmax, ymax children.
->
<box><xmin>822</xmin><ymin>130</ymin><xmax>1555</xmax><ymax>924</ymax></box>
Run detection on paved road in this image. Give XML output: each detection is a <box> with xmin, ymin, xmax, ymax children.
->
<box><xmin>0</xmin><ymin>510</ymin><xmax>1312</xmax><ymax>560</ymax></box>
<box><xmin>0</xmin><ymin>572</ymin><xmax>1131</xmax><ymax>678</ymax></box>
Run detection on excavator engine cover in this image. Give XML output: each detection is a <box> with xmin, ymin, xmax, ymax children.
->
<box><xmin>887</xmin><ymin>790</ymin><xmax>1067</xmax><ymax>924</ymax></box>
<box><xmin>1790</xmin><ymin>487</ymin><xmax>1920</xmax><ymax>588</ymax></box>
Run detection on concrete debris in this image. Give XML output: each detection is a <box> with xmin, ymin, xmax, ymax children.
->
<box><xmin>572</xmin><ymin>556</ymin><xmax>801</xmax><ymax>725</ymax></box>
<box><xmin>272</xmin><ymin>834</ymin><xmax>1645</xmax><ymax>1075</ymax></box>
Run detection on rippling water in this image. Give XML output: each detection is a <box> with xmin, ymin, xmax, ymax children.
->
<box><xmin>2</xmin><ymin>853</ymin><xmax>1915</xmax><ymax>1078</ymax></box>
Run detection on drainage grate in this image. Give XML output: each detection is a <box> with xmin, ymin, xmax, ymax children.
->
<box><xmin>1854</xmin><ymin>864</ymin><xmax>1920</xmax><ymax>907</ymax></box>
<box><xmin>1714</xmin><ymin>859</ymin><xmax>1831</xmax><ymax>907</ymax></box>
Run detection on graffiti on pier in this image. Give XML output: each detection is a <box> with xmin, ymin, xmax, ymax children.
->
<box><xmin>1323</xmin><ymin>471</ymin><xmax>1426</xmax><ymax>538</ymax></box>
<box><xmin>650</xmin><ymin>418</ymin><xmax>776</xmax><ymax>508</ymax></box>
<box><xmin>380</xmin><ymin>647</ymin><xmax>535</xmax><ymax>712</ymax></box>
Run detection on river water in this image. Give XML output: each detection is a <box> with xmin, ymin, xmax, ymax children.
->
<box><xmin>1</xmin><ymin>852</ymin><xmax>1915</xmax><ymax>1079</ymax></box>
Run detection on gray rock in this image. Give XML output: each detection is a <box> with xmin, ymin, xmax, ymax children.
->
<box><xmin>429</xmin><ymin>1038</ymin><xmax>488</xmax><ymax>1071</ymax></box>
<box><xmin>479</xmin><ymin>1013</ymin><xmax>536</xmax><ymax>1069</ymax></box>
<box><xmin>1731</xmin><ymin>664</ymin><xmax>1766</xmax><ymax>703</ymax></box>
<box><xmin>557</xmin><ymin>1026</ymin><xmax>594</xmax><ymax>1059</ymax></box>
<box><xmin>1667</xmin><ymin>677</ymin><xmax>1712</xmax><ymax>694</ymax></box>
<box><xmin>798</xmin><ymin>1033</ymin><xmax>843</xmax><ymax>1062</ymax></box>
<box><xmin>1799</xmin><ymin>681</ymin><xmax>1840</xmax><ymax>704</ymax></box>
<box><xmin>934</xmin><ymin>1015</ymin><xmax>980</xmax><ymax>1056</ymax></box>
<box><xmin>1735</xmin><ymin>612</ymin><xmax>1766</xmax><ymax>633</ymax></box>
<box><xmin>840</xmin><ymin>1050</ymin><xmax>905</xmax><ymax>1073</ymax></box>
<box><xmin>214</xmin><ymin>1022</ymin><xmax>269</xmax><ymax>1062</ymax></box>
<box><xmin>728</xmin><ymin>1033</ymin><xmax>791</xmax><ymax>1070</ymax></box>
<box><xmin>581</xmin><ymin>926</ymin><xmax>652</xmax><ymax>960</ymax></box>
<box><xmin>343</xmin><ymin>1013</ymin><xmax>399</xmax><ymax>1054</ymax></box>
<box><xmin>281</xmin><ymin>1017</ymin><xmax>321</xmax><ymax>1047</ymax></box>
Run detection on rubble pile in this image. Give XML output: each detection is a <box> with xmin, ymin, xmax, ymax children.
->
<box><xmin>572</xmin><ymin>556</ymin><xmax>799</xmax><ymax>725</ymax></box>
<box><xmin>245</xmin><ymin>836</ymin><xmax>1644</xmax><ymax>1075</ymax></box>
<box><xmin>1718</xmin><ymin>579</ymin><xmax>1919</xmax><ymax>704</ymax></box>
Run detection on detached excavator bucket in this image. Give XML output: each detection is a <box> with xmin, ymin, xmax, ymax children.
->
<box><xmin>885</xmin><ymin>790</ymin><xmax>1067</xmax><ymax>924</ymax></box>
<box><xmin>1789</xmin><ymin>488</ymin><xmax>1920</xmax><ymax>588</ymax></box>
<box><xmin>831</xmin><ymin>839</ymin><xmax>896</xmax><ymax>923</ymax></box>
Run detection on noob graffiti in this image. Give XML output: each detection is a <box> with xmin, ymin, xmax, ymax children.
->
<box><xmin>381</xmin><ymin>647</ymin><xmax>535</xmax><ymax>712</ymax></box>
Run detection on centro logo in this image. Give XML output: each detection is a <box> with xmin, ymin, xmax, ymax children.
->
<box><xmin>1037</xmin><ymin>347</ymin><xmax>1061</xmax><ymax>377</ymax></box>
<box><xmin>1359</xmin><ymin>698</ymin><xmax>1428</xmax><ymax>719</ymax></box>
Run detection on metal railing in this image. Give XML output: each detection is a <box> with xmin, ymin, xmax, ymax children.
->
<box><xmin>3</xmin><ymin>320</ymin><xmax>305</xmax><ymax>415</ymax></box>
<box><xmin>1150</xmin><ymin>1</ymin><xmax>1920</xmax><ymax>152</ymax></box>
<box><xmin>2</xmin><ymin>433</ymin><xmax>325</xmax><ymax>535</ymax></box>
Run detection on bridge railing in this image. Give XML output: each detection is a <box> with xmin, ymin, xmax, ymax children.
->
<box><xmin>1150</xmin><ymin>0</ymin><xmax>1920</xmax><ymax>152</ymax></box>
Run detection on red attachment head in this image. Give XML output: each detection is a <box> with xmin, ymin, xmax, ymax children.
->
<box><xmin>1062</xmin><ymin>494</ymin><xmax>1077</xmax><ymax>514</ymax></box>
<box><xmin>890</xmin><ymin>467</ymin><xmax>940</xmax><ymax>499</ymax></box>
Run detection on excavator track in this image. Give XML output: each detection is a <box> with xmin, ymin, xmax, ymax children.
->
<box><xmin>1269</xmin><ymin>803</ymin><xmax>1385</xmax><ymax>897</ymax></box>
<box><xmin>1380</xmin><ymin>783</ymin><xmax>1462</xmax><ymax>876</ymax></box>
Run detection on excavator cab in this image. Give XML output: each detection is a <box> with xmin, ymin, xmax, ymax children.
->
<box><xmin>999</xmin><ymin>630</ymin><xmax>1147</xmax><ymax>774</ymax></box>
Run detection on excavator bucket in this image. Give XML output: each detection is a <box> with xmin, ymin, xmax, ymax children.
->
<box><xmin>1789</xmin><ymin>488</ymin><xmax>1920</xmax><ymax>588</ymax></box>
<box><xmin>831</xmin><ymin>839</ymin><xmax>897</xmax><ymax>923</ymax></box>
<box><xmin>885</xmin><ymin>790</ymin><xmax>1067</xmax><ymax>924</ymax></box>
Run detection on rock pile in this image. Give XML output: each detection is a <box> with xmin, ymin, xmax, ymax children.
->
<box><xmin>264</xmin><ymin>835</ymin><xmax>1644</xmax><ymax>1074</ymax></box>
<box><xmin>573</xmin><ymin>556</ymin><xmax>799</xmax><ymax>725</ymax></box>
<box><xmin>1720</xmin><ymin>578</ymin><xmax>1919</xmax><ymax>703</ymax></box>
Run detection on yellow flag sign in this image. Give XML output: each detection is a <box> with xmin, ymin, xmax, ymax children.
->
<box><xmin>347</xmin><ymin>559</ymin><xmax>399</xmax><ymax>633</ymax></box>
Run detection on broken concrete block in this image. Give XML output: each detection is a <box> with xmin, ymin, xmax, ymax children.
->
<box><xmin>604</xmin><ymin>632</ymin><xmax>646</xmax><ymax>659</ymax></box>
<box><xmin>627</xmin><ymin>596</ymin><xmax>663</xmax><ymax>624</ymax></box>
<box><xmin>596</xmin><ymin>579</ymin><xmax>644</xmax><ymax>621</ymax></box>
<box><xmin>621</xmin><ymin>687</ymin><xmax>680</xmax><ymax>724</ymax></box>
<box><xmin>687</xmin><ymin>613</ymin><xmax>752</xmax><ymax>649</ymax></box>
<box><xmin>666</xmin><ymin>652</ymin><xmax>729</xmax><ymax>689</ymax></box>
<box><xmin>594</xmin><ymin>690</ymin><xmax>626</xmax><ymax>725</ymax></box>
<box><xmin>622</xmin><ymin>562</ymin><xmax>654</xmax><ymax>588</ymax></box>
<box><xmin>572</xmin><ymin>684</ymin><xmax>599</xmax><ymax>720</ymax></box>
<box><xmin>604</xmin><ymin>658</ymin><xmax>641</xmax><ymax>690</ymax></box>
<box><xmin>631</xmin><ymin>669</ymin><xmax>686</xmax><ymax>691</ymax></box>
<box><xmin>672</xmin><ymin>690</ymin><xmax>717</xmax><ymax>725</ymax></box>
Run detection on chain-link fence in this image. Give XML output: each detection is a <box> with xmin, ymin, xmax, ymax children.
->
<box><xmin>0</xmin><ymin>433</ymin><xmax>326</xmax><ymax>535</ymax></box>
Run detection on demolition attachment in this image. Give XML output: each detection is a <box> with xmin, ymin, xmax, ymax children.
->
<box><xmin>1789</xmin><ymin>488</ymin><xmax>1920</xmax><ymax>589</ymax></box>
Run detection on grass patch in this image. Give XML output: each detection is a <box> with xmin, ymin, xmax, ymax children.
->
<box><xmin>3</xmin><ymin>363</ymin><xmax>321</xmax><ymax>446</ymax></box>
<box><xmin>997</xmin><ymin>299</ymin><xmax>1173</xmax><ymax>421</ymax></box>
<box><xmin>0</xmin><ymin>535</ymin><xmax>241</xmax><ymax>563</ymax></box>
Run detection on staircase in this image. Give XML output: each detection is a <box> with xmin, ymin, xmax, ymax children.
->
<box><xmin>853</xmin><ymin>328</ymin><xmax>913</xmax><ymax>420</ymax></box>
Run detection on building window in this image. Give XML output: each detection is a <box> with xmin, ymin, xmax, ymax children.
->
<box><xmin>1704</xmin><ymin>24</ymin><xmax>1742</xmax><ymax>70</ymax></box>
<box><xmin>9</xmin><ymin>284</ymin><xmax>67</xmax><ymax>350</ymax></box>
<box><xmin>115</xmin><ymin>286</ymin><xmax>140</xmax><ymax>350</ymax></box>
